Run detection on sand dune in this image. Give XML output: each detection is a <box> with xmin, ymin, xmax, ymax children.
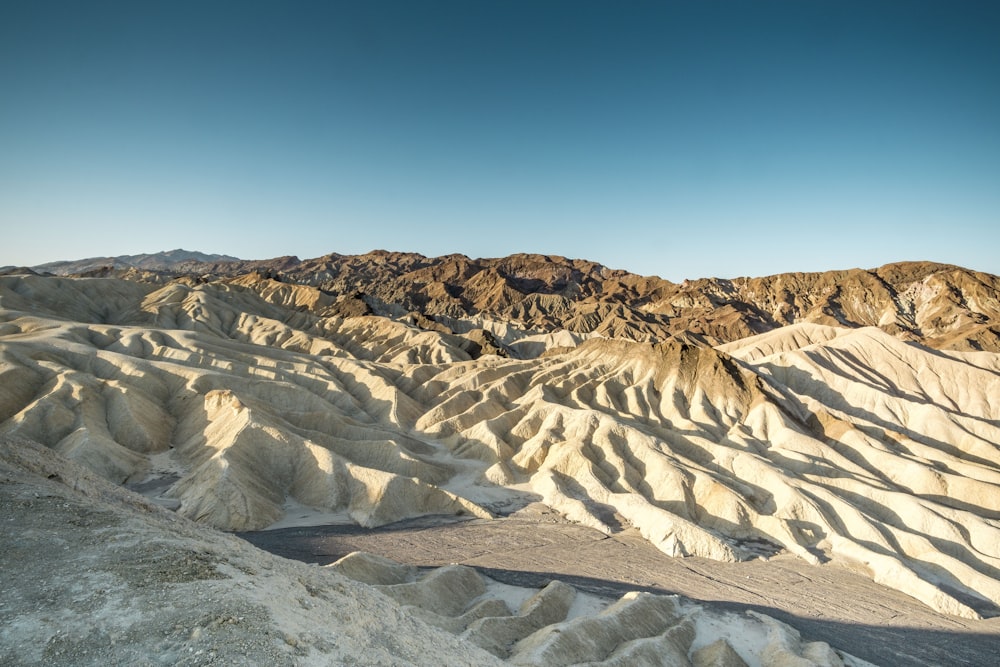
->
<box><xmin>3</xmin><ymin>272</ymin><xmax>1000</xmax><ymax>623</ymax></box>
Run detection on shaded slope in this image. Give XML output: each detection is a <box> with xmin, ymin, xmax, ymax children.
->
<box><xmin>327</xmin><ymin>550</ymin><xmax>864</xmax><ymax>667</ymax></box>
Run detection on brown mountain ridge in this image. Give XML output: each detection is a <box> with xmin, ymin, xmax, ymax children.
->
<box><xmin>38</xmin><ymin>251</ymin><xmax>1000</xmax><ymax>353</ymax></box>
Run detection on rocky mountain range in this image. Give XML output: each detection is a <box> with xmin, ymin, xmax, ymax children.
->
<box><xmin>27</xmin><ymin>249</ymin><xmax>1000</xmax><ymax>353</ymax></box>
<box><xmin>3</xmin><ymin>249</ymin><xmax>1000</xmax><ymax>666</ymax></box>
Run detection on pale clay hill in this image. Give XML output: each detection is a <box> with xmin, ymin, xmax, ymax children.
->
<box><xmin>2</xmin><ymin>254</ymin><xmax>1000</xmax><ymax>664</ymax></box>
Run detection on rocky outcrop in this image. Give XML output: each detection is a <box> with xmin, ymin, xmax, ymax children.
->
<box><xmin>37</xmin><ymin>251</ymin><xmax>1000</xmax><ymax>351</ymax></box>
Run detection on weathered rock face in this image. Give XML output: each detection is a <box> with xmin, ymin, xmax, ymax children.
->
<box><xmin>264</xmin><ymin>255</ymin><xmax>1000</xmax><ymax>351</ymax></box>
<box><xmin>40</xmin><ymin>251</ymin><xmax>1000</xmax><ymax>351</ymax></box>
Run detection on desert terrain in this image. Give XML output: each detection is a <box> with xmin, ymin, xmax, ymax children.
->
<box><xmin>2</xmin><ymin>251</ymin><xmax>1000</xmax><ymax>665</ymax></box>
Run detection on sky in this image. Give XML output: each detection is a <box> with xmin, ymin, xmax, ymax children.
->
<box><xmin>1</xmin><ymin>1</ymin><xmax>998</xmax><ymax>281</ymax></box>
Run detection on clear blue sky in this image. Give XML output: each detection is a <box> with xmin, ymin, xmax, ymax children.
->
<box><xmin>2</xmin><ymin>1</ymin><xmax>998</xmax><ymax>280</ymax></box>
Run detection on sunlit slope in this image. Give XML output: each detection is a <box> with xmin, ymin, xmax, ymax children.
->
<box><xmin>411</xmin><ymin>328</ymin><xmax>1000</xmax><ymax>619</ymax></box>
<box><xmin>274</xmin><ymin>254</ymin><xmax>1000</xmax><ymax>352</ymax></box>
<box><xmin>0</xmin><ymin>276</ymin><xmax>492</xmax><ymax>530</ymax></box>
<box><xmin>2</xmin><ymin>274</ymin><xmax>999</xmax><ymax>619</ymax></box>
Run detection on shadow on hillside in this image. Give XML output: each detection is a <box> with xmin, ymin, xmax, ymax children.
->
<box><xmin>469</xmin><ymin>567</ymin><xmax>999</xmax><ymax>667</ymax></box>
<box><xmin>238</xmin><ymin>524</ymin><xmax>1000</xmax><ymax>667</ymax></box>
<box><xmin>236</xmin><ymin>514</ymin><xmax>482</xmax><ymax>561</ymax></box>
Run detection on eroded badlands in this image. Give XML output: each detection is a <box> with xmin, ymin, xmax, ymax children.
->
<box><xmin>2</xmin><ymin>260</ymin><xmax>1000</xmax><ymax>665</ymax></box>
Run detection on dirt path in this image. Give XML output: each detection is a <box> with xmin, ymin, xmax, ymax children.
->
<box><xmin>240</xmin><ymin>506</ymin><xmax>1000</xmax><ymax>667</ymax></box>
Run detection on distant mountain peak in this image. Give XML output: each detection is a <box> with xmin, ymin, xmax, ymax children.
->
<box><xmin>33</xmin><ymin>250</ymin><xmax>243</xmax><ymax>275</ymax></box>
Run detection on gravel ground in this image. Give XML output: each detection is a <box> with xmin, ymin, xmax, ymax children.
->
<box><xmin>240</xmin><ymin>504</ymin><xmax>1000</xmax><ymax>667</ymax></box>
<box><xmin>0</xmin><ymin>436</ymin><xmax>502</xmax><ymax>667</ymax></box>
